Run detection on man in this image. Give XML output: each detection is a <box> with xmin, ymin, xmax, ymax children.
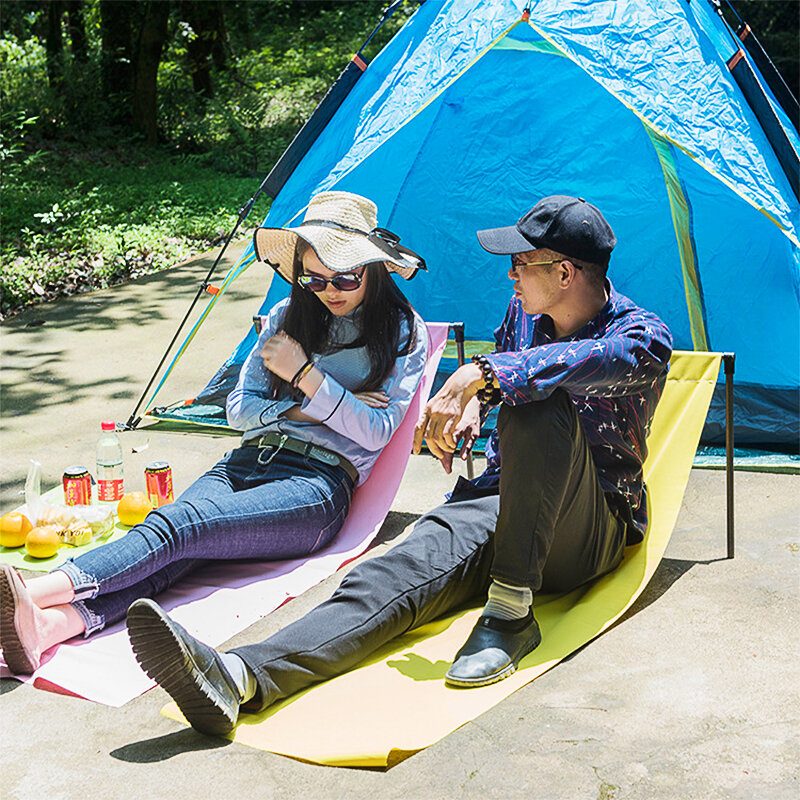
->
<box><xmin>127</xmin><ymin>195</ymin><xmax>672</xmax><ymax>735</ymax></box>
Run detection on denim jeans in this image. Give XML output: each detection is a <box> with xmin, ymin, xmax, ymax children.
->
<box><xmin>57</xmin><ymin>446</ymin><xmax>354</xmax><ymax>634</ymax></box>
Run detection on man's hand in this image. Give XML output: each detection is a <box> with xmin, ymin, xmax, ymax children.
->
<box><xmin>261</xmin><ymin>331</ymin><xmax>308</xmax><ymax>382</ymax></box>
<box><xmin>438</xmin><ymin>395</ymin><xmax>482</xmax><ymax>474</ymax></box>
<box><xmin>413</xmin><ymin>362</ymin><xmax>484</xmax><ymax>467</ymax></box>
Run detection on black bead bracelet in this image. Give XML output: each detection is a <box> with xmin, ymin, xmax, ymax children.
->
<box><xmin>471</xmin><ymin>354</ymin><xmax>502</xmax><ymax>406</ymax></box>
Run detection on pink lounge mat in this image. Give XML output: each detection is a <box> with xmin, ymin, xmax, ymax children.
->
<box><xmin>0</xmin><ymin>323</ymin><xmax>448</xmax><ymax>706</ymax></box>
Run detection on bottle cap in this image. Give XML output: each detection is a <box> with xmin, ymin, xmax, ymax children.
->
<box><xmin>101</xmin><ymin>421</ymin><xmax>116</xmax><ymax>431</ymax></box>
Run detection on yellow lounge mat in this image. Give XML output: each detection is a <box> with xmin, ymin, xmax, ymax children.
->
<box><xmin>164</xmin><ymin>351</ymin><xmax>721</xmax><ymax>767</ymax></box>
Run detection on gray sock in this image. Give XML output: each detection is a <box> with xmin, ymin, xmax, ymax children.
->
<box><xmin>219</xmin><ymin>652</ymin><xmax>257</xmax><ymax>703</ymax></box>
<box><xmin>482</xmin><ymin>579</ymin><xmax>533</xmax><ymax>621</ymax></box>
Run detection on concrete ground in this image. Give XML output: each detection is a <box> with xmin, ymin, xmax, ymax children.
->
<box><xmin>1</xmin><ymin>244</ymin><xmax>798</xmax><ymax>800</ymax></box>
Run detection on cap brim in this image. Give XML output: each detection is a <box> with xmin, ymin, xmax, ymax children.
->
<box><xmin>476</xmin><ymin>225</ymin><xmax>535</xmax><ymax>255</ymax></box>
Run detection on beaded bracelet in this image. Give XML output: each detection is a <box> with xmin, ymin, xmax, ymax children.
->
<box><xmin>471</xmin><ymin>354</ymin><xmax>502</xmax><ymax>406</ymax></box>
<box><xmin>290</xmin><ymin>359</ymin><xmax>315</xmax><ymax>390</ymax></box>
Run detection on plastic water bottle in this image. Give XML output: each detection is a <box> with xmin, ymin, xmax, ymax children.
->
<box><xmin>96</xmin><ymin>420</ymin><xmax>124</xmax><ymax>502</ymax></box>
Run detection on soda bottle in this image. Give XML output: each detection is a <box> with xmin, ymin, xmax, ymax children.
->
<box><xmin>96</xmin><ymin>421</ymin><xmax>124</xmax><ymax>502</ymax></box>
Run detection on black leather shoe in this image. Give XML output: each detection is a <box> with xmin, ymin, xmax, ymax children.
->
<box><xmin>127</xmin><ymin>599</ymin><xmax>241</xmax><ymax>736</ymax></box>
<box><xmin>445</xmin><ymin>611</ymin><xmax>542</xmax><ymax>688</ymax></box>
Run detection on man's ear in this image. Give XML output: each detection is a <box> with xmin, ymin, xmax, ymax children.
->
<box><xmin>558</xmin><ymin>259</ymin><xmax>577</xmax><ymax>287</ymax></box>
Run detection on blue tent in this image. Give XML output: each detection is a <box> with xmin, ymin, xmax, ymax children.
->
<box><xmin>144</xmin><ymin>0</ymin><xmax>800</xmax><ymax>446</ymax></box>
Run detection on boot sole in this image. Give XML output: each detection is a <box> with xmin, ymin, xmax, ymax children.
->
<box><xmin>0</xmin><ymin>566</ymin><xmax>38</xmax><ymax>674</ymax></box>
<box><xmin>444</xmin><ymin>627</ymin><xmax>543</xmax><ymax>689</ymax></box>
<box><xmin>445</xmin><ymin>661</ymin><xmax>517</xmax><ymax>688</ymax></box>
<box><xmin>127</xmin><ymin>599</ymin><xmax>236</xmax><ymax>736</ymax></box>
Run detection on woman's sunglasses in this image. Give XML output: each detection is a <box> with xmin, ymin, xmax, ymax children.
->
<box><xmin>298</xmin><ymin>268</ymin><xmax>365</xmax><ymax>293</ymax></box>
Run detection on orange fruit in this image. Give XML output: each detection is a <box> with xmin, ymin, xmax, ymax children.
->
<box><xmin>25</xmin><ymin>525</ymin><xmax>61</xmax><ymax>559</ymax></box>
<box><xmin>117</xmin><ymin>492</ymin><xmax>154</xmax><ymax>527</ymax></box>
<box><xmin>0</xmin><ymin>512</ymin><xmax>33</xmax><ymax>548</ymax></box>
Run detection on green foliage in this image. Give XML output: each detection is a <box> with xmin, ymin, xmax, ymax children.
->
<box><xmin>0</xmin><ymin>145</ymin><xmax>270</xmax><ymax>317</ymax></box>
<box><xmin>0</xmin><ymin>0</ymin><xmax>795</xmax><ymax>320</ymax></box>
<box><xmin>0</xmin><ymin>0</ymin><xmax>409</xmax><ymax>318</ymax></box>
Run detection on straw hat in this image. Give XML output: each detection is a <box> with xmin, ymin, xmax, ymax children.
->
<box><xmin>253</xmin><ymin>191</ymin><xmax>426</xmax><ymax>284</ymax></box>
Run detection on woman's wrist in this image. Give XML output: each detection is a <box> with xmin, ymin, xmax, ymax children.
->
<box><xmin>297</xmin><ymin>365</ymin><xmax>324</xmax><ymax>398</ymax></box>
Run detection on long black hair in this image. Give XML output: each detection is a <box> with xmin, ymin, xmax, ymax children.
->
<box><xmin>273</xmin><ymin>239</ymin><xmax>418</xmax><ymax>399</ymax></box>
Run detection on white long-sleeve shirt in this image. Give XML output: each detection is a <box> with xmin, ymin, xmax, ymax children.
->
<box><xmin>226</xmin><ymin>297</ymin><xmax>428</xmax><ymax>484</ymax></box>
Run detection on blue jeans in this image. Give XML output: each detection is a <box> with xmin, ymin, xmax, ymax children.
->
<box><xmin>57</xmin><ymin>446</ymin><xmax>354</xmax><ymax>635</ymax></box>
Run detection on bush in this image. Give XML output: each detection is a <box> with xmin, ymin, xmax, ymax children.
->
<box><xmin>0</xmin><ymin>145</ymin><xmax>270</xmax><ymax>318</ymax></box>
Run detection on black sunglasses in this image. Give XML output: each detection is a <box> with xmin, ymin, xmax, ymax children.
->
<box><xmin>298</xmin><ymin>267</ymin><xmax>365</xmax><ymax>293</ymax></box>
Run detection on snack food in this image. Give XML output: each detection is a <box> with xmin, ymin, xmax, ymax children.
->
<box><xmin>117</xmin><ymin>492</ymin><xmax>153</xmax><ymax>527</ymax></box>
<box><xmin>25</xmin><ymin>525</ymin><xmax>62</xmax><ymax>558</ymax></box>
<box><xmin>0</xmin><ymin>512</ymin><xmax>33</xmax><ymax>548</ymax></box>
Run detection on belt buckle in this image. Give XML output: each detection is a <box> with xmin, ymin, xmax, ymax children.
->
<box><xmin>257</xmin><ymin>433</ymin><xmax>288</xmax><ymax>466</ymax></box>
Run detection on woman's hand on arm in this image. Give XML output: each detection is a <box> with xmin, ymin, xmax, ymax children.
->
<box><xmin>261</xmin><ymin>330</ymin><xmax>325</xmax><ymax>400</ymax></box>
<box><xmin>353</xmin><ymin>390</ymin><xmax>389</xmax><ymax>409</ymax></box>
<box><xmin>299</xmin><ymin>317</ymin><xmax>428</xmax><ymax>450</ymax></box>
<box><xmin>260</xmin><ymin>331</ymin><xmax>310</xmax><ymax>382</ymax></box>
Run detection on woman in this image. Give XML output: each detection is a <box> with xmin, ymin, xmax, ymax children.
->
<box><xmin>0</xmin><ymin>191</ymin><xmax>428</xmax><ymax>675</ymax></box>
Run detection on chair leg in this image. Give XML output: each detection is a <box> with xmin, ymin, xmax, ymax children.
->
<box><xmin>450</xmin><ymin>322</ymin><xmax>475</xmax><ymax>480</ymax></box>
<box><xmin>723</xmin><ymin>353</ymin><xmax>735</xmax><ymax>559</ymax></box>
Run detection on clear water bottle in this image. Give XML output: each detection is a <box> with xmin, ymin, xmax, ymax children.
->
<box><xmin>96</xmin><ymin>420</ymin><xmax>124</xmax><ymax>502</ymax></box>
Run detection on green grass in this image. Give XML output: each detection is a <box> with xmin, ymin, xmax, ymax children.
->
<box><xmin>0</xmin><ymin>144</ymin><xmax>271</xmax><ymax>318</ymax></box>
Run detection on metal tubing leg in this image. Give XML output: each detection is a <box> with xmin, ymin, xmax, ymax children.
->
<box><xmin>723</xmin><ymin>353</ymin><xmax>735</xmax><ymax>559</ymax></box>
<box><xmin>450</xmin><ymin>322</ymin><xmax>474</xmax><ymax>479</ymax></box>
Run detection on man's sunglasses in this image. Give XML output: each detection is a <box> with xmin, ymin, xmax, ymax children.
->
<box><xmin>510</xmin><ymin>255</ymin><xmax>582</xmax><ymax>271</ymax></box>
<box><xmin>298</xmin><ymin>268</ymin><xmax>365</xmax><ymax>293</ymax></box>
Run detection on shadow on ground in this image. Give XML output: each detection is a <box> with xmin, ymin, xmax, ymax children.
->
<box><xmin>110</xmin><ymin>729</ymin><xmax>232</xmax><ymax>763</ymax></box>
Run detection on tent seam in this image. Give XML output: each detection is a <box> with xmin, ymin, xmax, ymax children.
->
<box><xmin>521</xmin><ymin>20</ymin><xmax>799</xmax><ymax>247</ymax></box>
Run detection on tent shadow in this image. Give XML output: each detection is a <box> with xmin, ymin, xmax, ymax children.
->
<box><xmin>110</xmin><ymin>729</ymin><xmax>231</xmax><ymax>763</ymax></box>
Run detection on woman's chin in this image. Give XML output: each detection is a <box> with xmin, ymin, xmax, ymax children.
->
<box><xmin>325</xmin><ymin>300</ymin><xmax>352</xmax><ymax>315</ymax></box>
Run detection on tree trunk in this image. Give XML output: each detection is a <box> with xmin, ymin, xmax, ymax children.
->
<box><xmin>181</xmin><ymin>1</ymin><xmax>224</xmax><ymax>98</ymax></box>
<box><xmin>100</xmin><ymin>0</ymin><xmax>133</xmax><ymax>121</ymax></box>
<box><xmin>45</xmin><ymin>0</ymin><xmax>64</xmax><ymax>89</ymax></box>
<box><xmin>132</xmin><ymin>1</ymin><xmax>170</xmax><ymax>144</ymax></box>
<box><xmin>66</xmin><ymin>0</ymin><xmax>88</xmax><ymax>63</ymax></box>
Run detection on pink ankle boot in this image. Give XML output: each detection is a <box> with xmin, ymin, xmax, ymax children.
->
<box><xmin>0</xmin><ymin>564</ymin><xmax>41</xmax><ymax>674</ymax></box>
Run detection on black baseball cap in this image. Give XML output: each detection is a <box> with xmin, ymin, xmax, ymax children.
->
<box><xmin>477</xmin><ymin>195</ymin><xmax>617</xmax><ymax>266</ymax></box>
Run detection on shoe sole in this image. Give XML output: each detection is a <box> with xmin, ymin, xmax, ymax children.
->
<box><xmin>444</xmin><ymin>661</ymin><xmax>517</xmax><ymax>688</ymax></box>
<box><xmin>444</xmin><ymin>627</ymin><xmax>543</xmax><ymax>689</ymax></box>
<box><xmin>0</xmin><ymin>566</ymin><xmax>38</xmax><ymax>674</ymax></box>
<box><xmin>127</xmin><ymin>599</ymin><xmax>235</xmax><ymax>736</ymax></box>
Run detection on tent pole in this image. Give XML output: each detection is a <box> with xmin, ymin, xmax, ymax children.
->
<box><xmin>450</xmin><ymin>322</ymin><xmax>474</xmax><ymax>479</ymax></box>
<box><xmin>123</xmin><ymin>194</ymin><xmax>263</xmax><ymax>430</ymax></box>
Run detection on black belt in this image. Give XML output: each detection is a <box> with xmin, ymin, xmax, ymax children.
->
<box><xmin>243</xmin><ymin>432</ymin><xmax>358</xmax><ymax>485</ymax></box>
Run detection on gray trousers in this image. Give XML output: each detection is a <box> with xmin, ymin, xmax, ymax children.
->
<box><xmin>233</xmin><ymin>390</ymin><xmax>626</xmax><ymax>712</ymax></box>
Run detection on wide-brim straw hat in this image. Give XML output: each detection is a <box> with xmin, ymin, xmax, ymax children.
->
<box><xmin>253</xmin><ymin>191</ymin><xmax>426</xmax><ymax>284</ymax></box>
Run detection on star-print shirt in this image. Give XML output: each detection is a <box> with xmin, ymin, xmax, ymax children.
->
<box><xmin>476</xmin><ymin>282</ymin><xmax>673</xmax><ymax>543</ymax></box>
